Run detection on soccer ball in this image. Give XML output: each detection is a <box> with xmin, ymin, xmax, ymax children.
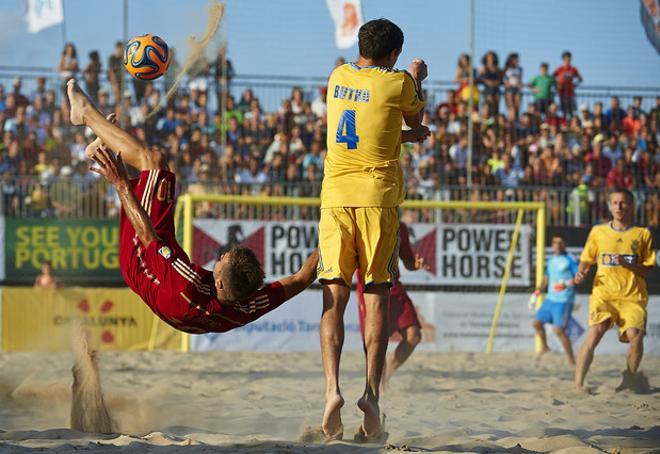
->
<box><xmin>123</xmin><ymin>34</ymin><xmax>170</xmax><ymax>80</ymax></box>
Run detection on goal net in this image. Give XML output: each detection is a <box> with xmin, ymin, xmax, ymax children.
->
<box><xmin>170</xmin><ymin>194</ymin><xmax>546</xmax><ymax>353</ymax></box>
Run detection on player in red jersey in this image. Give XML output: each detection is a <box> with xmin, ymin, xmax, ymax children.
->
<box><xmin>67</xmin><ymin>79</ymin><xmax>318</xmax><ymax>334</ymax></box>
<box><xmin>356</xmin><ymin>221</ymin><xmax>426</xmax><ymax>387</ymax></box>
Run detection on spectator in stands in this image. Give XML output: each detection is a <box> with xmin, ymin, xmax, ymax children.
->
<box><xmin>214</xmin><ymin>44</ymin><xmax>235</xmax><ymax>110</ymax></box>
<box><xmin>503</xmin><ymin>53</ymin><xmax>523</xmax><ymax>119</ymax></box>
<box><xmin>553</xmin><ymin>51</ymin><xmax>582</xmax><ymax>118</ymax></box>
<box><xmin>529</xmin><ymin>63</ymin><xmax>555</xmax><ymax>115</ymax></box>
<box><xmin>84</xmin><ymin>50</ymin><xmax>102</xmax><ymax>102</ymax></box>
<box><xmin>30</xmin><ymin>76</ymin><xmax>47</xmax><ymax>103</ymax></box>
<box><xmin>58</xmin><ymin>43</ymin><xmax>79</xmax><ymax>88</ymax></box>
<box><xmin>107</xmin><ymin>41</ymin><xmax>124</xmax><ymax>103</ymax></box>
<box><xmin>11</xmin><ymin>78</ymin><xmax>30</xmax><ymax>109</ymax></box>
<box><xmin>34</xmin><ymin>261</ymin><xmax>59</xmax><ymax>289</ymax></box>
<box><xmin>607</xmin><ymin>158</ymin><xmax>634</xmax><ymax>189</ymax></box>
<box><xmin>605</xmin><ymin>96</ymin><xmax>626</xmax><ymax>131</ymax></box>
<box><xmin>311</xmin><ymin>86</ymin><xmax>328</xmax><ymax>118</ymax></box>
<box><xmin>495</xmin><ymin>154</ymin><xmax>523</xmax><ymax>188</ymax></box>
<box><xmin>602</xmin><ymin>134</ymin><xmax>623</xmax><ymax>166</ymax></box>
<box><xmin>585</xmin><ymin>136</ymin><xmax>612</xmax><ymax>182</ymax></box>
<box><xmin>479</xmin><ymin>51</ymin><xmax>502</xmax><ymax>114</ymax></box>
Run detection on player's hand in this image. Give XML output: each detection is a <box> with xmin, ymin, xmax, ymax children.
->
<box><xmin>413</xmin><ymin>125</ymin><xmax>430</xmax><ymax>142</ymax></box>
<box><xmin>574</xmin><ymin>270</ymin><xmax>586</xmax><ymax>285</ymax></box>
<box><xmin>90</xmin><ymin>147</ymin><xmax>129</xmax><ymax>188</ymax></box>
<box><xmin>408</xmin><ymin>59</ymin><xmax>428</xmax><ymax>82</ymax></box>
<box><xmin>414</xmin><ymin>254</ymin><xmax>430</xmax><ymax>271</ymax></box>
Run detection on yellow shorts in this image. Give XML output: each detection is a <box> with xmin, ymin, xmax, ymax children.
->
<box><xmin>318</xmin><ymin>207</ymin><xmax>399</xmax><ymax>287</ymax></box>
<box><xmin>589</xmin><ymin>294</ymin><xmax>647</xmax><ymax>342</ymax></box>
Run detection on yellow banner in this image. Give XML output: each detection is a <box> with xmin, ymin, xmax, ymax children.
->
<box><xmin>1</xmin><ymin>287</ymin><xmax>182</xmax><ymax>351</ymax></box>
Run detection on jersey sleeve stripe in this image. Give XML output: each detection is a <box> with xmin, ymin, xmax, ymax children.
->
<box><xmin>172</xmin><ymin>261</ymin><xmax>212</xmax><ymax>294</ymax></box>
<box><xmin>174</xmin><ymin>258</ymin><xmax>209</xmax><ymax>288</ymax></box>
<box><xmin>144</xmin><ymin>169</ymin><xmax>159</xmax><ymax>215</ymax></box>
<box><xmin>140</xmin><ymin>169</ymin><xmax>158</xmax><ymax>212</ymax></box>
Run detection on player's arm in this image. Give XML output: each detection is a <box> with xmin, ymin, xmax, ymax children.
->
<box><xmin>574</xmin><ymin>261</ymin><xmax>592</xmax><ymax>285</ymax></box>
<box><xmin>277</xmin><ymin>249</ymin><xmax>319</xmax><ymax>300</ymax></box>
<box><xmin>90</xmin><ymin>147</ymin><xmax>159</xmax><ymax>247</ymax></box>
<box><xmin>403</xmin><ymin>59</ymin><xmax>427</xmax><ymax>129</ymax></box>
<box><xmin>616</xmin><ymin>231</ymin><xmax>655</xmax><ymax>278</ymax></box>
<box><xmin>615</xmin><ymin>258</ymin><xmax>652</xmax><ymax>278</ymax></box>
<box><xmin>401</xmin><ymin>126</ymin><xmax>430</xmax><ymax>143</ymax></box>
<box><xmin>535</xmin><ymin>276</ymin><xmax>549</xmax><ymax>294</ymax></box>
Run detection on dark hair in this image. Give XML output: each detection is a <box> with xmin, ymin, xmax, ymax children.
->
<box><xmin>504</xmin><ymin>53</ymin><xmax>518</xmax><ymax>69</ymax></box>
<box><xmin>540</xmin><ymin>62</ymin><xmax>549</xmax><ymax>69</ymax></box>
<box><xmin>62</xmin><ymin>42</ymin><xmax>77</xmax><ymax>58</ymax></box>
<box><xmin>481</xmin><ymin>51</ymin><xmax>499</xmax><ymax>67</ymax></box>
<box><xmin>562</xmin><ymin>51</ymin><xmax>572</xmax><ymax>59</ymax></box>
<box><xmin>220</xmin><ymin>245</ymin><xmax>265</xmax><ymax>302</ymax></box>
<box><xmin>358</xmin><ymin>19</ymin><xmax>404</xmax><ymax>61</ymax></box>
<box><xmin>89</xmin><ymin>50</ymin><xmax>100</xmax><ymax>62</ymax></box>
<box><xmin>551</xmin><ymin>234</ymin><xmax>565</xmax><ymax>241</ymax></box>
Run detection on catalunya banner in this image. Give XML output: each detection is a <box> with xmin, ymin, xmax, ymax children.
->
<box><xmin>1</xmin><ymin>287</ymin><xmax>181</xmax><ymax>351</ymax></box>
<box><xmin>192</xmin><ymin>220</ymin><xmax>532</xmax><ymax>287</ymax></box>
<box><xmin>3</xmin><ymin>218</ymin><xmax>122</xmax><ymax>284</ymax></box>
<box><xmin>326</xmin><ymin>0</ymin><xmax>363</xmax><ymax>49</ymax></box>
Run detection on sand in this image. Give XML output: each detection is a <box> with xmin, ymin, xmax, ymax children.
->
<box><xmin>0</xmin><ymin>350</ymin><xmax>658</xmax><ymax>453</ymax></box>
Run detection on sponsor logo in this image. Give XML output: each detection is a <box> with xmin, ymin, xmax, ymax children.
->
<box><xmin>601</xmin><ymin>253</ymin><xmax>637</xmax><ymax>266</ymax></box>
<box><xmin>158</xmin><ymin>246</ymin><xmax>172</xmax><ymax>259</ymax></box>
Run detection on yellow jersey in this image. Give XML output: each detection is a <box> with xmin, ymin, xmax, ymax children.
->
<box><xmin>321</xmin><ymin>63</ymin><xmax>425</xmax><ymax>208</ymax></box>
<box><xmin>580</xmin><ymin>223</ymin><xmax>656</xmax><ymax>301</ymax></box>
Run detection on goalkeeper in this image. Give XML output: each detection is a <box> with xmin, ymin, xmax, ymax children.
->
<box><xmin>531</xmin><ymin>234</ymin><xmax>578</xmax><ymax>365</ymax></box>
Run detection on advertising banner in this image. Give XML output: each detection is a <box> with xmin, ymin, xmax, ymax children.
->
<box><xmin>3</xmin><ymin>218</ymin><xmax>122</xmax><ymax>284</ymax></box>
<box><xmin>192</xmin><ymin>220</ymin><xmax>531</xmax><ymax>287</ymax></box>
<box><xmin>191</xmin><ymin>290</ymin><xmax>660</xmax><ymax>355</ymax></box>
<box><xmin>1</xmin><ymin>287</ymin><xmax>181</xmax><ymax>351</ymax></box>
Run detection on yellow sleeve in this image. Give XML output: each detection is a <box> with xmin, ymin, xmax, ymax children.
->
<box><xmin>580</xmin><ymin>228</ymin><xmax>599</xmax><ymax>264</ymax></box>
<box><xmin>640</xmin><ymin>229</ymin><xmax>656</xmax><ymax>267</ymax></box>
<box><xmin>400</xmin><ymin>72</ymin><xmax>425</xmax><ymax>116</ymax></box>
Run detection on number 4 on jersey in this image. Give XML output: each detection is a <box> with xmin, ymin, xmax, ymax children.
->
<box><xmin>335</xmin><ymin>109</ymin><xmax>359</xmax><ymax>150</ymax></box>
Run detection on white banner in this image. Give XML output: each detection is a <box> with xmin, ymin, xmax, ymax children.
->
<box><xmin>191</xmin><ymin>291</ymin><xmax>660</xmax><ymax>354</ymax></box>
<box><xmin>193</xmin><ymin>220</ymin><xmax>531</xmax><ymax>287</ymax></box>
<box><xmin>325</xmin><ymin>0</ymin><xmax>363</xmax><ymax>49</ymax></box>
<box><xmin>25</xmin><ymin>0</ymin><xmax>64</xmax><ymax>34</ymax></box>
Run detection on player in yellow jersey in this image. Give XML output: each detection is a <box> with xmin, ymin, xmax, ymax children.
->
<box><xmin>316</xmin><ymin>19</ymin><xmax>427</xmax><ymax>442</ymax></box>
<box><xmin>574</xmin><ymin>189</ymin><xmax>656</xmax><ymax>393</ymax></box>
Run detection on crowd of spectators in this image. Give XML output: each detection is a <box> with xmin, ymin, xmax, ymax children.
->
<box><xmin>0</xmin><ymin>43</ymin><xmax>658</xmax><ymax>225</ymax></box>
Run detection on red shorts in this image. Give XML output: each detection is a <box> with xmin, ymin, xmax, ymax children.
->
<box><xmin>356</xmin><ymin>279</ymin><xmax>421</xmax><ymax>338</ymax></box>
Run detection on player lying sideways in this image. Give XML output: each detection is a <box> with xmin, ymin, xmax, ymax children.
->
<box><xmin>67</xmin><ymin>79</ymin><xmax>318</xmax><ymax>334</ymax></box>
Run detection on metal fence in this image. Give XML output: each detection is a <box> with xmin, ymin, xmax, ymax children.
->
<box><xmin>1</xmin><ymin>66</ymin><xmax>659</xmax><ymax>115</ymax></box>
<box><xmin>2</xmin><ymin>175</ymin><xmax>658</xmax><ymax>227</ymax></box>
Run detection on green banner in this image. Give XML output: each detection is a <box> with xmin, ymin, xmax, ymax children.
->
<box><xmin>4</xmin><ymin>218</ymin><xmax>122</xmax><ymax>284</ymax></box>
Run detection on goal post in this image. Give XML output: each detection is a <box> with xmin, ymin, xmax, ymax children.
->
<box><xmin>163</xmin><ymin>194</ymin><xmax>546</xmax><ymax>353</ymax></box>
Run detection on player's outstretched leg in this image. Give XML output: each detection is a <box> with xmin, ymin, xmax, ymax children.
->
<box><xmin>574</xmin><ymin>322</ymin><xmax>608</xmax><ymax>390</ymax></box>
<box><xmin>532</xmin><ymin>320</ymin><xmax>550</xmax><ymax>356</ymax></box>
<box><xmin>615</xmin><ymin>328</ymin><xmax>650</xmax><ymax>394</ymax></box>
<box><xmin>356</xmin><ymin>284</ymin><xmax>388</xmax><ymax>442</ymax></box>
<box><xmin>383</xmin><ymin>325</ymin><xmax>421</xmax><ymax>387</ymax></box>
<box><xmin>319</xmin><ymin>283</ymin><xmax>349</xmax><ymax>440</ymax></box>
<box><xmin>67</xmin><ymin>79</ymin><xmax>164</xmax><ymax>171</ymax></box>
<box><xmin>84</xmin><ymin>113</ymin><xmax>116</xmax><ymax>159</ymax></box>
<box><xmin>553</xmin><ymin>326</ymin><xmax>575</xmax><ymax>365</ymax></box>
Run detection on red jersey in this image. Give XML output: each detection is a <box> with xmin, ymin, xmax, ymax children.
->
<box><xmin>119</xmin><ymin>169</ymin><xmax>287</xmax><ymax>334</ymax></box>
<box><xmin>553</xmin><ymin>65</ymin><xmax>581</xmax><ymax>97</ymax></box>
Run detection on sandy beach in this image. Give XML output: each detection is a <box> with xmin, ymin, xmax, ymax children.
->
<box><xmin>0</xmin><ymin>350</ymin><xmax>658</xmax><ymax>453</ymax></box>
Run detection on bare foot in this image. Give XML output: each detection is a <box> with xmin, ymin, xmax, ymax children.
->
<box><xmin>84</xmin><ymin>113</ymin><xmax>116</xmax><ymax>159</ymax></box>
<box><xmin>67</xmin><ymin>79</ymin><xmax>93</xmax><ymax>126</ymax></box>
<box><xmin>321</xmin><ymin>393</ymin><xmax>344</xmax><ymax>439</ymax></box>
<box><xmin>357</xmin><ymin>395</ymin><xmax>382</xmax><ymax>437</ymax></box>
<box><xmin>535</xmin><ymin>347</ymin><xmax>551</xmax><ymax>360</ymax></box>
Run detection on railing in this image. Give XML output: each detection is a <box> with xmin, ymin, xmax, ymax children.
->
<box><xmin>1</xmin><ymin>66</ymin><xmax>659</xmax><ymax>114</ymax></box>
<box><xmin>2</xmin><ymin>175</ymin><xmax>658</xmax><ymax>227</ymax></box>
